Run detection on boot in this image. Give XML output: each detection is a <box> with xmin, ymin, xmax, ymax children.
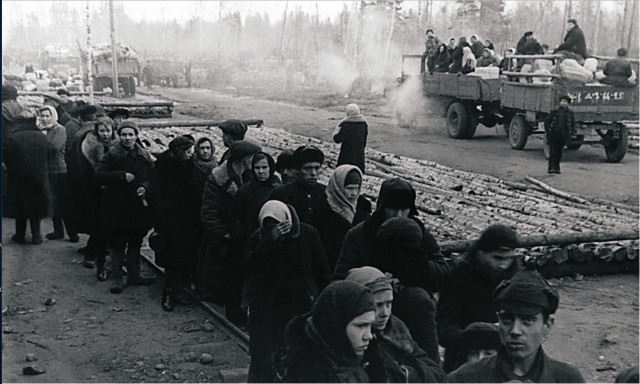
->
<box><xmin>109</xmin><ymin>249</ymin><xmax>125</xmax><ymax>294</ymax></box>
<box><xmin>12</xmin><ymin>218</ymin><xmax>27</xmax><ymax>244</ymax></box>
<box><xmin>126</xmin><ymin>246</ymin><xmax>155</xmax><ymax>286</ymax></box>
<box><xmin>46</xmin><ymin>217</ymin><xmax>64</xmax><ymax>240</ymax></box>
<box><xmin>161</xmin><ymin>288</ymin><xmax>175</xmax><ymax>312</ymax></box>
<box><xmin>30</xmin><ymin>219</ymin><xmax>43</xmax><ymax>245</ymax></box>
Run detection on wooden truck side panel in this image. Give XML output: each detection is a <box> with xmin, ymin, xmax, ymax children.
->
<box><xmin>501</xmin><ymin>83</ymin><xmax>555</xmax><ymax>113</ymax></box>
<box><xmin>423</xmin><ymin>73</ymin><xmax>501</xmax><ymax>102</ymax></box>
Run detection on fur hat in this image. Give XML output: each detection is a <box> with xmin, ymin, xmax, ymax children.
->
<box><xmin>117</xmin><ymin>120</ymin><xmax>139</xmax><ymax>135</ymax></box>
<box><xmin>376</xmin><ymin>178</ymin><xmax>417</xmax><ymax>215</ymax></box>
<box><xmin>376</xmin><ymin>217</ymin><xmax>423</xmax><ymax>252</ymax></box>
<box><xmin>293</xmin><ymin>145</ymin><xmax>324</xmax><ymax>168</ymax></box>
<box><xmin>276</xmin><ymin>149</ymin><xmax>295</xmax><ymax>172</ymax></box>
<box><xmin>168</xmin><ymin>135</ymin><xmax>195</xmax><ymax>151</ymax></box>
<box><xmin>475</xmin><ymin>224</ymin><xmax>518</xmax><ymax>252</ymax></box>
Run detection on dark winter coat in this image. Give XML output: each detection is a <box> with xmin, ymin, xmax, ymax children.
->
<box><xmin>437</xmin><ymin>258</ymin><xmax>523</xmax><ymax>373</ymax></box>
<box><xmin>434</xmin><ymin>47</ymin><xmax>451</xmax><ymax>73</ymax></box>
<box><xmin>424</xmin><ymin>35</ymin><xmax>441</xmax><ymax>57</ymax></box>
<box><xmin>333</xmin><ymin>209</ymin><xmax>448</xmax><ymax>294</ymax></box>
<box><xmin>64</xmin><ymin>118</ymin><xmax>83</xmax><ymax>158</ymax></box>
<box><xmin>280</xmin><ymin>314</ymin><xmax>394</xmax><ymax>383</ymax></box>
<box><xmin>334</xmin><ymin>121</ymin><xmax>368</xmax><ymax>173</ymax></box>
<box><xmin>477</xmin><ymin>55</ymin><xmax>500</xmax><ymax>68</ymax></box>
<box><xmin>445</xmin><ymin>347</ymin><xmax>585</xmax><ymax>383</ymax></box>
<box><xmin>602</xmin><ymin>58</ymin><xmax>634</xmax><ymax>87</ymax></box>
<box><xmin>66</xmin><ymin>128</ymin><xmax>117</xmax><ymax>234</ymax></box>
<box><xmin>2</xmin><ymin>100</ymin><xmax>25</xmax><ymax>158</ymax></box>
<box><xmin>149</xmin><ymin>151</ymin><xmax>203</xmax><ymax>267</ymax></box>
<box><xmin>43</xmin><ymin>123</ymin><xmax>67</xmax><ymax>174</ymax></box>
<box><xmin>449</xmin><ymin>42</ymin><xmax>471</xmax><ymax>73</ymax></box>
<box><xmin>556</xmin><ymin>25</ymin><xmax>587</xmax><ymax>59</ymax></box>
<box><xmin>269</xmin><ymin>181</ymin><xmax>326</xmax><ymax>222</ymax></box>
<box><xmin>4</xmin><ymin>126</ymin><xmax>52</xmax><ymax>219</ymax></box>
<box><xmin>94</xmin><ymin>141</ymin><xmax>154</xmax><ymax>232</ymax></box>
<box><xmin>545</xmin><ymin>106</ymin><xmax>575</xmax><ymax>142</ymax></box>
<box><xmin>232</xmin><ymin>155</ymin><xmax>281</xmax><ymax>242</ymax></box>
<box><xmin>471</xmin><ymin>41</ymin><xmax>485</xmax><ymax>59</ymax></box>
<box><xmin>517</xmin><ymin>38</ymin><xmax>544</xmax><ymax>56</ymax></box>
<box><xmin>244</xmin><ymin>205</ymin><xmax>330</xmax><ymax>382</ymax></box>
<box><xmin>199</xmin><ymin>161</ymin><xmax>245</xmax><ymax>298</ymax></box>
<box><xmin>374</xmin><ymin>315</ymin><xmax>447</xmax><ymax>383</ymax></box>
<box><xmin>304</xmin><ymin>195</ymin><xmax>371</xmax><ymax>272</ymax></box>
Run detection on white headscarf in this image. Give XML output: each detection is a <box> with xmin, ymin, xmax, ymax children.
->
<box><xmin>258</xmin><ymin>200</ymin><xmax>292</xmax><ymax>230</ymax></box>
<box><xmin>37</xmin><ymin>105</ymin><xmax>59</xmax><ymax>130</ymax></box>
<box><xmin>462</xmin><ymin>46</ymin><xmax>477</xmax><ymax>69</ymax></box>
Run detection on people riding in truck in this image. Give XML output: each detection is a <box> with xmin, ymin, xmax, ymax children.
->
<box><xmin>601</xmin><ymin>48</ymin><xmax>636</xmax><ymax>88</ymax></box>
<box><xmin>554</xmin><ymin>18</ymin><xmax>588</xmax><ymax>61</ymax></box>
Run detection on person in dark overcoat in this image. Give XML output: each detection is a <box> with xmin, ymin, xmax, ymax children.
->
<box><xmin>554</xmin><ymin>18</ymin><xmax>587</xmax><ymax>59</ymax></box>
<box><xmin>243</xmin><ymin>200</ymin><xmax>330</xmax><ymax>382</ymax></box>
<box><xmin>333</xmin><ymin>103</ymin><xmax>368</xmax><ymax>173</ymax></box>
<box><xmin>149</xmin><ymin>135</ymin><xmax>203</xmax><ymax>311</ymax></box>
<box><xmin>470</xmin><ymin>35</ymin><xmax>485</xmax><ymax>59</ymax></box>
<box><xmin>602</xmin><ymin>47</ymin><xmax>635</xmax><ymax>87</ymax></box>
<box><xmin>437</xmin><ymin>224</ymin><xmax>523</xmax><ymax>373</ymax></box>
<box><xmin>95</xmin><ymin>120</ymin><xmax>156</xmax><ymax>294</ymax></box>
<box><xmin>433</xmin><ymin>44</ymin><xmax>451</xmax><ymax>73</ymax></box>
<box><xmin>275</xmin><ymin>149</ymin><xmax>297</xmax><ymax>185</ymax></box>
<box><xmin>232</xmin><ymin>152</ymin><xmax>281</xmax><ymax>245</ymax></box>
<box><xmin>199</xmin><ymin>140</ymin><xmax>261</xmax><ymax>327</ymax></box>
<box><xmin>449</xmin><ymin>37</ymin><xmax>471</xmax><ymax>73</ymax></box>
<box><xmin>545</xmin><ymin>95</ymin><xmax>575</xmax><ymax>174</ymax></box>
<box><xmin>2</xmin><ymin>85</ymin><xmax>25</xmax><ymax>218</ymax></box>
<box><xmin>4</xmin><ymin>113</ymin><xmax>51</xmax><ymax>244</ymax></box>
<box><xmin>333</xmin><ymin>177</ymin><xmax>450</xmax><ymax>362</ymax></box>
<box><xmin>305</xmin><ymin>165</ymin><xmax>371</xmax><ymax>271</ymax></box>
<box><xmin>345</xmin><ymin>266</ymin><xmax>447</xmax><ymax>383</ymax></box>
<box><xmin>269</xmin><ymin>146</ymin><xmax>326</xmax><ymax>221</ymax></box>
<box><xmin>67</xmin><ymin>116</ymin><xmax>118</xmax><ymax>275</ymax></box>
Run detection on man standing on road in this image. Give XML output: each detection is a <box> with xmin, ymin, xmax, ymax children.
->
<box><xmin>545</xmin><ymin>95</ymin><xmax>575</xmax><ymax>174</ymax></box>
<box><xmin>446</xmin><ymin>266</ymin><xmax>585</xmax><ymax>383</ymax></box>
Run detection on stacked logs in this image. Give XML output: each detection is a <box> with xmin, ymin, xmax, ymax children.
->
<box><xmin>135</xmin><ymin>122</ymin><xmax>639</xmax><ymax>276</ymax></box>
<box><xmin>624</xmin><ymin>121</ymin><xmax>639</xmax><ymax>151</ymax></box>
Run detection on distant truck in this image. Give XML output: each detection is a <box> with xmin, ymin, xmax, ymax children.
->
<box><xmin>38</xmin><ymin>45</ymin><xmax>80</xmax><ymax>78</ymax></box>
<box><xmin>79</xmin><ymin>42</ymin><xmax>141</xmax><ymax>96</ymax></box>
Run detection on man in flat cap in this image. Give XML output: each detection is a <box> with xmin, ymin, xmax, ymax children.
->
<box><xmin>446</xmin><ymin>266</ymin><xmax>585</xmax><ymax>383</ymax></box>
<box><xmin>217</xmin><ymin>119</ymin><xmax>248</xmax><ymax>165</ymax></box>
<box><xmin>545</xmin><ymin>95</ymin><xmax>575</xmax><ymax>174</ymax></box>
<box><xmin>200</xmin><ymin>139</ymin><xmax>261</xmax><ymax>326</ymax></box>
<box><xmin>438</xmin><ymin>224</ymin><xmax>523</xmax><ymax>372</ymax></box>
<box><xmin>269</xmin><ymin>145</ymin><xmax>326</xmax><ymax>221</ymax></box>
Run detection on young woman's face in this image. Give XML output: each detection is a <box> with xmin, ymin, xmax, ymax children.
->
<box><xmin>40</xmin><ymin>110</ymin><xmax>53</xmax><ymax>126</ymax></box>
<box><xmin>119</xmin><ymin>127</ymin><xmax>137</xmax><ymax>149</ymax></box>
<box><xmin>439</xmin><ymin>45</ymin><xmax>445</xmax><ymax>53</ymax></box>
<box><xmin>345</xmin><ymin>311</ymin><xmax>375</xmax><ymax>358</ymax></box>
<box><xmin>253</xmin><ymin>158</ymin><xmax>270</xmax><ymax>182</ymax></box>
<box><xmin>97</xmin><ymin>124</ymin><xmax>113</xmax><ymax>142</ymax></box>
<box><xmin>343</xmin><ymin>184</ymin><xmax>360</xmax><ymax>203</ymax></box>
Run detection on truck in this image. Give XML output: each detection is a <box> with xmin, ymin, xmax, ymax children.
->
<box><xmin>79</xmin><ymin>42</ymin><xmax>141</xmax><ymax>96</ymax></box>
<box><xmin>397</xmin><ymin>54</ymin><xmax>639</xmax><ymax>163</ymax></box>
<box><xmin>38</xmin><ymin>45</ymin><xmax>81</xmax><ymax>78</ymax></box>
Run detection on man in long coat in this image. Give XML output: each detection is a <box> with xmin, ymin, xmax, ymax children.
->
<box><xmin>545</xmin><ymin>95</ymin><xmax>575</xmax><ymax>174</ymax></box>
<box><xmin>554</xmin><ymin>19</ymin><xmax>587</xmax><ymax>59</ymax></box>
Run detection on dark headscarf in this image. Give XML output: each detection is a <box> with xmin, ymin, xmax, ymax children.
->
<box><xmin>251</xmin><ymin>151</ymin><xmax>276</xmax><ymax>179</ymax></box>
<box><xmin>307</xmin><ymin>281</ymin><xmax>375</xmax><ymax>364</ymax></box>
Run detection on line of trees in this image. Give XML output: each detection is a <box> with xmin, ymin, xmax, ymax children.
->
<box><xmin>3</xmin><ymin>0</ymin><xmax>638</xmax><ymax>81</ymax></box>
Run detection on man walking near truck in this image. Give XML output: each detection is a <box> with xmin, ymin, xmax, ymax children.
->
<box><xmin>545</xmin><ymin>95</ymin><xmax>575</xmax><ymax>174</ymax></box>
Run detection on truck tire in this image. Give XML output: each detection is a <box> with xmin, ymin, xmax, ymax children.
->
<box><xmin>447</xmin><ymin>102</ymin><xmax>469</xmax><ymax>139</ymax></box>
<box><xmin>464</xmin><ymin>105</ymin><xmax>478</xmax><ymax>139</ymax></box>
<box><xmin>604</xmin><ymin>124</ymin><xmax>628</xmax><ymax>163</ymax></box>
<box><xmin>509</xmin><ymin>115</ymin><xmax>529</xmax><ymax>150</ymax></box>
<box><xmin>565</xmin><ymin>135</ymin><xmax>584</xmax><ymax>150</ymax></box>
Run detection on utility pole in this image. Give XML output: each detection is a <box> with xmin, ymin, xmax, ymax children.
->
<box><xmin>109</xmin><ymin>0</ymin><xmax>119</xmax><ymax>98</ymax></box>
<box><xmin>85</xmin><ymin>2</ymin><xmax>94</xmax><ymax>105</ymax></box>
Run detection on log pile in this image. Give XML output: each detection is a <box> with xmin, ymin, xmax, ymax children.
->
<box><xmin>623</xmin><ymin>121</ymin><xmax>639</xmax><ymax>151</ymax></box>
<box><xmin>135</xmin><ymin>122</ymin><xmax>639</xmax><ymax>276</ymax></box>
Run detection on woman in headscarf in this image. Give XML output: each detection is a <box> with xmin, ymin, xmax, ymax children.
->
<box><xmin>232</xmin><ymin>152</ymin><xmax>281</xmax><ymax>244</ymax></box>
<box><xmin>433</xmin><ymin>44</ymin><xmax>451</xmax><ymax>73</ymax></box>
<box><xmin>333</xmin><ymin>103</ymin><xmax>368</xmax><ymax>173</ymax></box>
<box><xmin>67</xmin><ymin>116</ymin><xmax>118</xmax><ymax>277</ymax></box>
<box><xmin>461</xmin><ymin>46</ymin><xmax>477</xmax><ymax>74</ymax></box>
<box><xmin>305</xmin><ymin>165</ymin><xmax>371</xmax><ymax>271</ymax></box>
<box><xmin>243</xmin><ymin>200</ymin><xmax>330</xmax><ymax>383</ymax></box>
<box><xmin>38</xmin><ymin>105</ymin><xmax>78</xmax><ymax>243</ymax></box>
<box><xmin>279</xmin><ymin>280</ymin><xmax>391</xmax><ymax>383</ymax></box>
<box><xmin>192</xmin><ymin>137</ymin><xmax>216</xmax><ymax>193</ymax></box>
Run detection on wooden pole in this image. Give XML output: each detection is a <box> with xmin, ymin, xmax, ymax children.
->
<box><xmin>381</xmin><ymin>1</ymin><xmax>397</xmax><ymax>79</ymax></box>
<box><xmin>280</xmin><ymin>1</ymin><xmax>289</xmax><ymax>62</ymax></box>
<box><xmin>627</xmin><ymin>0</ymin><xmax>638</xmax><ymax>51</ymax></box>
<box><xmin>524</xmin><ymin>176</ymin><xmax>590</xmax><ymax>205</ymax></box>
<box><xmin>136</xmin><ymin>119</ymin><xmax>263</xmax><ymax>129</ymax></box>
<box><xmin>440</xmin><ymin>230</ymin><xmax>640</xmax><ymax>254</ymax></box>
<box><xmin>109</xmin><ymin>0</ymin><xmax>119</xmax><ymax>98</ymax></box>
<box><xmin>85</xmin><ymin>2</ymin><xmax>94</xmax><ymax>105</ymax></box>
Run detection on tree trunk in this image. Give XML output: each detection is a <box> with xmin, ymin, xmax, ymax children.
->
<box><xmin>279</xmin><ymin>1</ymin><xmax>289</xmax><ymax>63</ymax></box>
<box><xmin>314</xmin><ymin>2</ymin><xmax>320</xmax><ymax>61</ymax></box>
<box><xmin>593</xmin><ymin>0</ymin><xmax>601</xmax><ymax>54</ymax></box>
<box><xmin>622</xmin><ymin>0</ymin><xmax>631</xmax><ymax>48</ymax></box>
<box><xmin>627</xmin><ymin>0</ymin><xmax>638</xmax><ymax>51</ymax></box>
<box><xmin>381</xmin><ymin>1</ymin><xmax>397</xmax><ymax>78</ymax></box>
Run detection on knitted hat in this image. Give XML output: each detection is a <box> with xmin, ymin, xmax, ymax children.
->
<box><xmin>494</xmin><ymin>266</ymin><xmax>560</xmax><ymax>315</ymax></box>
<box><xmin>168</xmin><ymin>135</ymin><xmax>195</xmax><ymax>151</ymax></box>
<box><xmin>460</xmin><ymin>322</ymin><xmax>501</xmax><ymax>354</ymax></box>
<box><xmin>117</xmin><ymin>120</ymin><xmax>139</xmax><ymax>135</ymax></box>
<box><xmin>293</xmin><ymin>145</ymin><xmax>324</xmax><ymax>169</ymax></box>
<box><xmin>2</xmin><ymin>84</ymin><xmax>18</xmax><ymax>101</ymax></box>
<box><xmin>344</xmin><ymin>169</ymin><xmax>362</xmax><ymax>186</ymax></box>
<box><xmin>376</xmin><ymin>217</ymin><xmax>423</xmax><ymax>252</ymax></box>
<box><xmin>219</xmin><ymin>119</ymin><xmax>247</xmax><ymax>139</ymax></box>
<box><xmin>475</xmin><ymin>224</ymin><xmax>518</xmax><ymax>252</ymax></box>
<box><xmin>345</xmin><ymin>266</ymin><xmax>393</xmax><ymax>294</ymax></box>
<box><xmin>229</xmin><ymin>140</ymin><xmax>261</xmax><ymax>161</ymax></box>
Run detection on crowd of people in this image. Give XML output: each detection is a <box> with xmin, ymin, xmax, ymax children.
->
<box><xmin>422</xmin><ymin>20</ymin><xmax>637</xmax><ymax>88</ymax></box>
<box><xmin>2</xmin><ymin>55</ymin><xmax>638</xmax><ymax>383</ymax></box>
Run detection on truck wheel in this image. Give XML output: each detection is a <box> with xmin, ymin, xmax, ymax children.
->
<box><xmin>464</xmin><ymin>105</ymin><xmax>478</xmax><ymax>139</ymax></box>
<box><xmin>605</xmin><ymin>124</ymin><xmax>628</xmax><ymax>163</ymax></box>
<box><xmin>566</xmin><ymin>135</ymin><xmax>584</xmax><ymax>150</ymax></box>
<box><xmin>509</xmin><ymin>115</ymin><xmax>529</xmax><ymax>150</ymax></box>
<box><xmin>446</xmin><ymin>102</ymin><xmax>469</xmax><ymax>139</ymax></box>
<box><xmin>543</xmin><ymin>134</ymin><xmax>550</xmax><ymax>160</ymax></box>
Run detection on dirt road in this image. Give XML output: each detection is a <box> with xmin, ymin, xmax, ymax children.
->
<box><xmin>145</xmin><ymin>87</ymin><xmax>639</xmax><ymax>206</ymax></box>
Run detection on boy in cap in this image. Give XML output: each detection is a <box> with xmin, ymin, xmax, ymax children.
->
<box><xmin>269</xmin><ymin>145</ymin><xmax>326</xmax><ymax>221</ymax></box>
<box><xmin>438</xmin><ymin>223</ymin><xmax>523</xmax><ymax>372</ymax></box>
<box><xmin>346</xmin><ymin>266</ymin><xmax>446</xmax><ymax>383</ymax></box>
<box><xmin>199</xmin><ymin>139</ymin><xmax>261</xmax><ymax>326</ymax></box>
<box><xmin>446</xmin><ymin>266</ymin><xmax>585</xmax><ymax>383</ymax></box>
<box><xmin>334</xmin><ymin>177</ymin><xmax>449</xmax><ymax>362</ymax></box>
<box><xmin>545</xmin><ymin>95</ymin><xmax>575</xmax><ymax>174</ymax></box>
